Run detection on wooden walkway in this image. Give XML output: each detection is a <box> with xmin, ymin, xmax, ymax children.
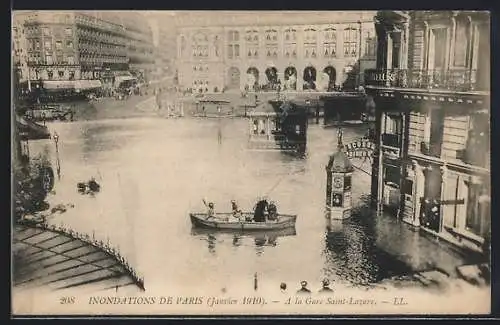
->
<box><xmin>13</xmin><ymin>224</ymin><xmax>144</xmax><ymax>293</ymax></box>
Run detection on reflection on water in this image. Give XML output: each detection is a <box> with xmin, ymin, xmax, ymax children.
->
<box><xmin>323</xmin><ymin>195</ymin><xmax>414</xmax><ymax>286</ymax></box>
<box><xmin>191</xmin><ymin>227</ymin><xmax>297</xmax><ymax>256</ymax></box>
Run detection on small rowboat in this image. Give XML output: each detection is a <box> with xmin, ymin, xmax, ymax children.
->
<box><xmin>190</xmin><ymin>212</ymin><xmax>297</xmax><ymax>231</ymax></box>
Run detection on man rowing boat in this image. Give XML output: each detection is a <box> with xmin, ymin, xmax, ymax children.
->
<box><xmin>202</xmin><ymin>199</ymin><xmax>216</xmax><ymax>219</ymax></box>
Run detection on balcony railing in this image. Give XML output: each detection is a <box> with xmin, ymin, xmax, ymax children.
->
<box><xmin>382</xmin><ymin>133</ymin><xmax>400</xmax><ymax>148</ymax></box>
<box><xmin>365</xmin><ymin>68</ymin><xmax>487</xmax><ymax>92</ymax></box>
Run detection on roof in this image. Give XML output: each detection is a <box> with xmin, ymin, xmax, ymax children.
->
<box><xmin>13</xmin><ymin>223</ymin><xmax>143</xmax><ymax>292</ymax></box>
<box><xmin>254</xmin><ymin>101</ymin><xmax>277</xmax><ymax>114</ymax></box>
<box><xmin>326</xmin><ymin>149</ymin><xmax>354</xmax><ymax>173</ymax></box>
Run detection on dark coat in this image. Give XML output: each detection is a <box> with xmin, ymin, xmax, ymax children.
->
<box><xmin>253</xmin><ymin>200</ymin><xmax>268</xmax><ymax>222</ymax></box>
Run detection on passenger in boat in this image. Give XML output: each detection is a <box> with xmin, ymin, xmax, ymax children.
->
<box><xmin>268</xmin><ymin>201</ymin><xmax>278</xmax><ymax>221</ymax></box>
<box><xmin>231</xmin><ymin>200</ymin><xmax>242</xmax><ymax>219</ymax></box>
<box><xmin>253</xmin><ymin>199</ymin><xmax>268</xmax><ymax>222</ymax></box>
<box><xmin>206</xmin><ymin>202</ymin><xmax>216</xmax><ymax>219</ymax></box>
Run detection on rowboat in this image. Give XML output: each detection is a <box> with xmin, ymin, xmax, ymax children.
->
<box><xmin>189</xmin><ymin>212</ymin><xmax>297</xmax><ymax>231</ymax></box>
<box><xmin>190</xmin><ymin>225</ymin><xmax>297</xmax><ymax>238</ymax></box>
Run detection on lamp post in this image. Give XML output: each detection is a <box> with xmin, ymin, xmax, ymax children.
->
<box><xmin>53</xmin><ymin>132</ymin><xmax>61</xmax><ymax>180</ymax></box>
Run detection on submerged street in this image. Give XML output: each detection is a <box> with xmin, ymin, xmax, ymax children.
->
<box><xmin>27</xmin><ymin>115</ymin><xmax>479</xmax><ymax>296</ymax></box>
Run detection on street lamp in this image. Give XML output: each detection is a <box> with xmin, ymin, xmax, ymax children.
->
<box><xmin>53</xmin><ymin>132</ymin><xmax>61</xmax><ymax>180</ymax></box>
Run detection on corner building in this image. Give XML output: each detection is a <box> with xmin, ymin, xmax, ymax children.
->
<box><xmin>175</xmin><ymin>11</ymin><xmax>377</xmax><ymax>93</ymax></box>
<box><xmin>366</xmin><ymin>11</ymin><xmax>490</xmax><ymax>254</ymax></box>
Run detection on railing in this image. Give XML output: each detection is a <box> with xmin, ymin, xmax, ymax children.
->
<box><xmin>365</xmin><ymin>68</ymin><xmax>487</xmax><ymax>92</ymax></box>
<box><xmin>382</xmin><ymin>133</ymin><xmax>400</xmax><ymax>148</ymax></box>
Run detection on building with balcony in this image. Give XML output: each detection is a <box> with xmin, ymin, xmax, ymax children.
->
<box><xmin>13</xmin><ymin>11</ymin><xmax>129</xmax><ymax>95</ymax></box>
<box><xmin>174</xmin><ymin>11</ymin><xmax>377</xmax><ymax>93</ymax></box>
<box><xmin>365</xmin><ymin>11</ymin><xmax>490</xmax><ymax>254</ymax></box>
<box><xmin>119</xmin><ymin>12</ymin><xmax>155</xmax><ymax>81</ymax></box>
<box><xmin>155</xmin><ymin>18</ymin><xmax>177</xmax><ymax>80</ymax></box>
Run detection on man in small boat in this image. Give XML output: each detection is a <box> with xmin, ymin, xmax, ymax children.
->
<box><xmin>253</xmin><ymin>198</ymin><xmax>268</xmax><ymax>222</ymax></box>
<box><xmin>268</xmin><ymin>201</ymin><xmax>278</xmax><ymax>221</ymax></box>
<box><xmin>206</xmin><ymin>202</ymin><xmax>216</xmax><ymax>219</ymax></box>
<box><xmin>231</xmin><ymin>200</ymin><xmax>243</xmax><ymax>220</ymax></box>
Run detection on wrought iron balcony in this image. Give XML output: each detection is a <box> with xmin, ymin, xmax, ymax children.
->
<box><xmin>365</xmin><ymin>68</ymin><xmax>487</xmax><ymax>92</ymax></box>
<box><xmin>382</xmin><ymin>133</ymin><xmax>400</xmax><ymax>148</ymax></box>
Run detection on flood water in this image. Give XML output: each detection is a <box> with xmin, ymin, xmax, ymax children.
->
<box><xmin>36</xmin><ymin>116</ymin><xmax>472</xmax><ymax>294</ymax></box>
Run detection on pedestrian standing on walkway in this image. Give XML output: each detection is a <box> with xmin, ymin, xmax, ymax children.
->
<box><xmin>297</xmin><ymin>281</ymin><xmax>311</xmax><ymax>294</ymax></box>
<box><xmin>318</xmin><ymin>278</ymin><xmax>334</xmax><ymax>293</ymax></box>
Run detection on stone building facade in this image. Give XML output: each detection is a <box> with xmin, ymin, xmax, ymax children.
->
<box><xmin>12</xmin><ymin>11</ymin><xmax>155</xmax><ymax>91</ymax></box>
<box><xmin>175</xmin><ymin>11</ymin><xmax>377</xmax><ymax>93</ymax></box>
<box><xmin>366</xmin><ymin>10</ymin><xmax>490</xmax><ymax>254</ymax></box>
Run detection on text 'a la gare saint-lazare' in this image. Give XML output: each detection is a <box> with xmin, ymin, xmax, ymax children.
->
<box><xmin>11</xmin><ymin>9</ymin><xmax>490</xmax><ymax>316</ymax></box>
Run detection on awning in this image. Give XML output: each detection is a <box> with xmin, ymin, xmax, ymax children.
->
<box><xmin>43</xmin><ymin>80</ymin><xmax>76</xmax><ymax>90</ymax></box>
<box><xmin>74</xmin><ymin>80</ymin><xmax>103</xmax><ymax>90</ymax></box>
<box><xmin>16</xmin><ymin>116</ymin><xmax>51</xmax><ymax>140</ymax></box>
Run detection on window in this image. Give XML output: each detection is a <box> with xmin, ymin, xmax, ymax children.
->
<box><xmin>213</xmin><ymin>35</ymin><xmax>220</xmax><ymax>57</ymax></box>
<box><xmin>67</xmin><ymin>55</ymin><xmax>74</xmax><ymax>64</ymax></box>
<box><xmin>228</xmin><ymin>44</ymin><xmax>239</xmax><ymax>58</ymax></box>
<box><xmin>67</xmin><ymin>40</ymin><xmax>73</xmax><ymax>48</ymax></box>
<box><xmin>55</xmin><ymin>41</ymin><xmax>62</xmax><ymax>50</ymax></box>
<box><xmin>47</xmin><ymin>70</ymin><xmax>53</xmax><ymax>79</ymax></box>
<box><xmin>343</xmin><ymin>27</ymin><xmax>358</xmax><ymax>57</ymax></box>
<box><xmin>344</xmin><ymin>175</ymin><xmax>352</xmax><ymax>191</ymax></box>
<box><xmin>304</xmin><ymin>28</ymin><xmax>317</xmax><ymax>42</ymax></box>
<box><xmin>429</xmin><ymin>28</ymin><xmax>447</xmax><ymax>70</ymax></box>
<box><xmin>403</xmin><ymin>179</ymin><xmax>413</xmax><ymax>195</ymax></box>
<box><xmin>44</xmin><ymin>40</ymin><xmax>51</xmax><ymax>50</ymax></box>
<box><xmin>465</xmin><ymin>113</ymin><xmax>490</xmax><ymax>167</ymax></box>
<box><xmin>284</xmin><ymin>28</ymin><xmax>297</xmax><ymax>42</ymax></box>
<box><xmin>323</xmin><ymin>28</ymin><xmax>337</xmax><ymax>58</ymax></box>
<box><xmin>42</xmin><ymin>27</ymin><xmax>49</xmax><ymax>36</ymax></box>
<box><xmin>384</xmin><ymin>113</ymin><xmax>402</xmax><ymax>135</ymax></box>
<box><xmin>228</xmin><ymin>30</ymin><xmax>239</xmax><ymax>42</ymax></box>
<box><xmin>466</xmin><ymin>183</ymin><xmax>490</xmax><ymax>237</ymax></box>
<box><xmin>384</xmin><ymin>165</ymin><xmax>400</xmax><ymax>187</ymax></box>
<box><xmin>265</xmin><ymin>29</ymin><xmax>277</xmax><ymax>44</ymax></box>
<box><xmin>58</xmin><ymin>70</ymin><xmax>64</xmax><ymax>78</ymax></box>
<box><xmin>454</xmin><ymin>21</ymin><xmax>469</xmax><ymax>67</ymax></box>
<box><xmin>35</xmin><ymin>40</ymin><xmax>40</xmax><ymax>49</ymax></box>
<box><xmin>65</xmin><ymin>28</ymin><xmax>72</xmax><ymax>36</ymax></box>
<box><xmin>46</xmin><ymin>55</ymin><xmax>53</xmax><ymax>65</ymax></box>
<box><xmin>364</xmin><ymin>30</ymin><xmax>376</xmax><ymax>57</ymax></box>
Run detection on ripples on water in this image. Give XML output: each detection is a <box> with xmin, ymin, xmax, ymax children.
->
<box><xmin>40</xmin><ymin>117</ymin><xmax>471</xmax><ymax>290</ymax></box>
